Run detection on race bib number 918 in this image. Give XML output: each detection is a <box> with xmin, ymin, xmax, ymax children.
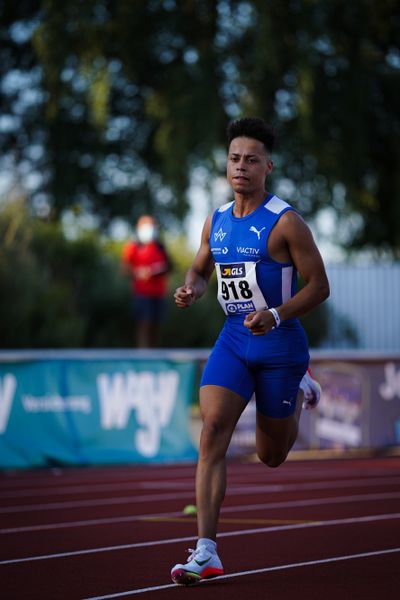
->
<box><xmin>216</xmin><ymin>262</ymin><xmax>268</xmax><ymax>315</ymax></box>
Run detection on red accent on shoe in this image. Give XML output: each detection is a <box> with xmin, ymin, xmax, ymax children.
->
<box><xmin>200</xmin><ymin>566</ymin><xmax>224</xmax><ymax>579</ymax></box>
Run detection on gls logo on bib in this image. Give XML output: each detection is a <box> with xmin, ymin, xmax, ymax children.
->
<box><xmin>221</xmin><ymin>264</ymin><xmax>245</xmax><ymax>278</ymax></box>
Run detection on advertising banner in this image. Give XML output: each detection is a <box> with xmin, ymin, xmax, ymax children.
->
<box><xmin>227</xmin><ymin>354</ymin><xmax>400</xmax><ymax>456</ymax></box>
<box><xmin>312</xmin><ymin>357</ymin><xmax>400</xmax><ymax>450</ymax></box>
<box><xmin>1</xmin><ymin>351</ymin><xmax>399</xmax><ymax>467</ymax></box>
<box><xmin>0</xmin><ymin>356</ymin><xmax>197</xmax><ymax>469</ymax></box>
<box><xmin>311</xmin><ymin>363</ymin><xmax>367</xmax><ymax>449</ymax></box>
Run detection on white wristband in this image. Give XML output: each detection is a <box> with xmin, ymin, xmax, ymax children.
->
<box><xmin>268</xmin><ymin>307</ymin><xmax>281</xmax><ymax>328</ymax></box>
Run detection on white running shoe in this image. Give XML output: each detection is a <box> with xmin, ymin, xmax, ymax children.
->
<box><xmin>300</xmin><ymin>368</ymin><xmax>322</xmax><ymax>410</ymax></box>
<box><xmin>171</xmin><ymin>544</ymin><xmax>224</xmax><ymax>586</ymax></box>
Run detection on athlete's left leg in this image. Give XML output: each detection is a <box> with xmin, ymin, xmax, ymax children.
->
<box><xmin>255</xmin><ymin>390</ymin><xmax>303</xmax><ymax>468</ymax></box>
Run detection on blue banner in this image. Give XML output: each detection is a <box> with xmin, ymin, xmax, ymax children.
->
<box><xmin>0</xmin><ymin>357</ymin><xmax>197</xmax><ymax>468</ymax></box>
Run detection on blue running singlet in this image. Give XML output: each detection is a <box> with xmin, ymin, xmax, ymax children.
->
<box><xmin>200</xmin><ymin>194</ymin><xmax>309</xmax><ymax>418</ymax></box>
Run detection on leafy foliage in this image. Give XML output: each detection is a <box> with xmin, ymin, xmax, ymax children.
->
<box><xmin>1</xmin><ymin>0</ymin><xmax>399</xmax><ymax>255</ymax></box>
<box><xmin>0</xmin><ymin>200</ymin><xmax>133</xmax><ymax>347</ymax></box>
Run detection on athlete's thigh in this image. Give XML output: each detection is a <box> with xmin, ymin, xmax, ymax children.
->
<box><xmin>254</xmin><ymin>362</ymin><xmax>307</xmax><ymax>458</ymax></box>
<box><xmin>255</xmin><ymin>399</ymin><xmax>299</xmax><ymax>455</ymax></box>
<box><xmin>200</xmin><ymin>384</ymin><xmax>248</xmax><ymax>424</ymax></box>
<box><xmin>199</xmin><ymin>385</ymin><xmax>248</xmax><ymax>456</ymax></box>
<box><xmin>200</xmin><ymin>325</ymin><xmax>255</xmax><ymax>450</ymax></box>
<box><xmin>254</xmin><ymin>361</ymin><xmax>308</xmax><ymax>418</ymax></box>
<box><xmin>201</xmin><ymin>329</ymin><xmax>255</xmax><ymax>403</ymax></box>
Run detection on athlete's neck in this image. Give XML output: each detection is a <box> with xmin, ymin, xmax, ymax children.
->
<box><xmin>232</xmin><ymin>191</ymin><xmax>268</xmax><ymax>218</ymax></box>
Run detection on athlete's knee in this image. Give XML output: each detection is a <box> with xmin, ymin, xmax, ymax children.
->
<box><xmin>198</xmin><ymin>418</ymin><xmax>229</xmax><ymax>459</ymax></box>
<box><xmin>257</xmin><ymin>447</ymin><xmax>288</xmax><ymax>468</ymax></box>
<box><xmin>200</xmin><ymin>419</ymin><xmax>220</xmax><ymax>443</ymax></box>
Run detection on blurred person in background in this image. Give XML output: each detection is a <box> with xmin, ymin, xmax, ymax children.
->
<box><xmin>122</xmin><ymin>215</ymin><xmax>171</xmax><ymax>348</ymax></box>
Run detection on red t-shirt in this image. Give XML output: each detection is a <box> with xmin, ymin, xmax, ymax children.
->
<box><xmin>122</xmin><ymin>241</ymin><xmax>170</xmax><ymax>297</ymax></box>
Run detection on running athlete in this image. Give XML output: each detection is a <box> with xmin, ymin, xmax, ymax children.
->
<box><xmin>171</xmin><ymin>117</ymin><xmax>330</xmax><ymax>585</ymax></box>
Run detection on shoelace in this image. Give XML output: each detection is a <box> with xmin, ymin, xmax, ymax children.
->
<box><xmin>186</xmin><ymin>545</ymin><xmax>207</xmax><ymax>562</ymax></box>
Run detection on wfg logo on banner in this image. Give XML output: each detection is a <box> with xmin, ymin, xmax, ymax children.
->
<box><xmin>97</xmin><ymin>370</ymin><xmax>179</xmax><ymax>458</ymax></box>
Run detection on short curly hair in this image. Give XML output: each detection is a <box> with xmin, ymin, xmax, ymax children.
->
<box><xmin>227</xmin><ymin>117</ymin><xmax>276</xmax><ymax>153</ymax></box>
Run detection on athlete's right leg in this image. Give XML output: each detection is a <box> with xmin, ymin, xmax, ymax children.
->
<box><xmin>171</xmin><ymin>385</ymin><xmax>246</xmax><ymax>585</ymax></box>
<box><xmin>196</xmin><ymin>384</ymin><xmax>247</xmax><ymax>541</ymax></box>
<box><xmin>171</xmin><ymin>324</ymin><xmax>254</xmax><ymax>585</ymax></box>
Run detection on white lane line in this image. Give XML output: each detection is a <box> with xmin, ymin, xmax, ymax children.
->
<box><xmin>1</xmin><ymin>512</ymin><xmax>399</xmax><ymax>566</ymax></box>
<box><xmin>2</xmin><ymin>491</ymin><xmax>400</xmax><ymax>535</ymax></box>
<box><xmin>2</xmin><ymin>475</ymin><xmax>400</xmax><ymax>514</ymax></box>
<box><xmin>224</xmin><ymin>475</ymin><xmax>400</xmax><ymax>493</ymax></box>
<box><xmin>0</xmin><ymin>481</ymin><xmax>195</xmax><ymax>499</ymax></box>
<box><xmin>0</xmin><ymin>460</ymin><xmax>397</xmax><ymax>492</ymax></box>
<box><xmin>0</xmin><ymin>491</ymin><xmax>196</xmax><ymax>514</ymax></box>
<box><xmin>0</xmin><ymin>511</ymin><xmax>185</xmax><ymax>534</ymax></box>
<box><xmin>83</xmin><ymin>547</ymin><xmax>400</xmax><ymax>599</ymax></box>
<box><xmin>0</xmin><ymin>469</ymin><xmax>196</xmax><ymax>494</ymax></box>
<box><xmin>221</xmin><ymin>491</ymin><xmax>400</xmax><ymax>514</ymax></box>
<box><xmin>0</xmin><ymin>466</ymin><xmax>198</xmax><ymax>489</ymax></box>
<box><xmin>1</xmin><ymin>473</ymin><xmax>400</xmax><ymax>500</ymax></box>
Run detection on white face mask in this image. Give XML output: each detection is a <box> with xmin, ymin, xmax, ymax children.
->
<box><xmin>137</xmin><ymin>224</ymin><xmax>157</xmax><ymax>244</ymax></box>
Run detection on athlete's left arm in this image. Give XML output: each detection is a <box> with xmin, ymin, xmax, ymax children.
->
<box><xmin>244</xmin><ymin>211</ymin><xmax>329</xmax><ymax>335</ymax></box>
<box><xmin>276</xmin><ymin>210</ymin><xmax>330</xmax><ymax>321</ymax></box>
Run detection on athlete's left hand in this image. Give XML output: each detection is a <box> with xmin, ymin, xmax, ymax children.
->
<box><xmin>243</xmin><ymin>311</ymin><xmax>275</xmax><ymax>335</ymax></box>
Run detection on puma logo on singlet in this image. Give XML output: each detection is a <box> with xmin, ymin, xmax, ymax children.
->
<box><xmin>249</xmin><ymin>226</ymin><xmax>266</xmax><ymax>240</ymax></box>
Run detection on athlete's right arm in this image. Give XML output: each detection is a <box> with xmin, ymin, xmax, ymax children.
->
<box><xmin>174</xmin><ymin>216</ymin><xmax>214</xmax><ymax>308</ymax></box>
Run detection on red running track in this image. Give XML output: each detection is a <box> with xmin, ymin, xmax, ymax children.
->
<box><xmin>1</xmin><ymin>457</ymin><xmax>400</xmax><ymax>599</ymax></box>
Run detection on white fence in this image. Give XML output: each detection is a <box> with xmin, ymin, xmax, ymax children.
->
<box><xmin>323</xmin><ymin>263</ymin><xmax>400</xmax><ymax>350</ymax></box>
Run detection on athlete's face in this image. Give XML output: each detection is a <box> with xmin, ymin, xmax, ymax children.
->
<box><xmin>227</xmin><ymin>136</ymin><xmax>273</xmax><ymax>195</ymax></box>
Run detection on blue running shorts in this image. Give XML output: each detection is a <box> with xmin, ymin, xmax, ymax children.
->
<box><xmin>201</xmin><ymin>318</ymin><xmax>309</xmax><ymax>419</ymax></box>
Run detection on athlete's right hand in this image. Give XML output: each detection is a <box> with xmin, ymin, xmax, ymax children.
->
<box><xmin>174</xmin><ymin>286</ymin><xmax>196</xmax><ymax>308</ymax></box>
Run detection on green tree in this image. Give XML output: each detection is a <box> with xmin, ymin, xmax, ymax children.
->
<box><xmin>1</xmin><ymin>0</ymin><xmax>399</xmax><ymax>255</ymax></box>
<box><xmin>242</xmin><ymin>0</ymin><xmax>400</xmax><ymax>255</ymax></box>
<box><xmin>0</xmin><ymin>199</ymin><xmax>133</xmax><ymax>348</ymax></box>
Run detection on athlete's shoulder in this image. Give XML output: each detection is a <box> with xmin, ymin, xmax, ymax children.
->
<box><xmin>263</xmin><ymin>195</ymin><xmax>294</xmax><ymax>215</ymax></box>
<box><xmin>216</xmin><ymin>200</ymin><xmax>234</xmax><ymax>214</ymax></box>
<box><xmin>210</xmin><ymin>201</ymin><xmax>233</xmax><ymax>230</ymax></box>
<box><xmin>273</xmin><ymin>205</ymin><xmax>309</xmax><ymax>241</ymax></box>
<box><xmin>264</xmin><ymin>195</ymin><xmax>308</xmax><ymax>237</ymax></box>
